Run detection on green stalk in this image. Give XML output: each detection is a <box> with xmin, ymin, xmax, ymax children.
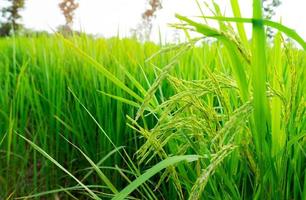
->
<box><xmin>230</xmin><ymin>0</ymin><xmax>249</xmax><ymax>47</ymax></box>
<box><xmin>252</xmin><ymin>0</ymin><xmax>270</xmax><ymax>189</ymax></box>
<box><xmin>271</xmin><ymin>33</ymin><xmax>285</xmax><ymax>157</ymax></box>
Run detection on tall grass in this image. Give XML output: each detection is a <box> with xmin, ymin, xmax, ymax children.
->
<box><xmin>0</xmin><ymin>35</ymin><xmax>214</xmax><ymax>198</ymax></box>
<box><xmin>0</xmin><ymin>0</ymin><xmax>305</xmax><ymax>199</ymax></box>
<box><xmin>126</xmin><ymin>0</ymin><xmax>306</xmax><ymax>199</ymax></box>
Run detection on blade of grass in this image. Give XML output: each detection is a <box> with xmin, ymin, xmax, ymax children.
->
<box><xmin>271</xmin><ymin>33</ymin><xmax>285</xmax><ymax>157</ymax></box>
<box><xmin>252</xmin><ymin>0</ymin><xmax>270</xmax><ymax>167</ymax></box>
<box><xmin>60</xmin><ymin>135</ymin><xmax>118</xmax><ymax>194</ymax></box>
<box><xmin>230</xmin><ymin>0</ymin><xmax>249</xmax><ymax>46</ymax></box>
<box><xmin>18</xmin><ymin>134</ymin><xmax>101</xmax><ymax>200</ymax></box>
<box><xmin>112</xmin><ymin>155</ymin><xmax>200</xmax><ymax>200</ymax></box>
<box><xmin>98</xmin><ymin>91</ymin><xmax>141</xmax><ymax>108</ymax></box>
<box><xmin>81</xmin><ymin>146</ymin><xmax>125</xmax><ymax>182</ymax></box>
<box><xmin>60</xmin><ymin>35</ymin><xmax>143</xmax><ymax>102</ymax></box>
<box><xmin>196</xmin><ymin>16</ymin><xmax>306</xmax><ymax>50</ymax></box>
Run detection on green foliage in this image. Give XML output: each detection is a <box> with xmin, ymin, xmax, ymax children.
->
<box><xmin>0</xmin><ymin>1</ymin><xmax>305</xmax><ymax>199</ymax></box>
<box><xmin>126</xmin><ymin>0</ymin><xmax>305</xmax><ymax>199</ymax></box>
<box><xmin>0</xmin><ymin>0</ymin><xmax>25</xmax><ymax>36</ymax></box>
<box><xmin>0</xmin><ymin>35</ymin><xmax>203</xmax><ymax>199</ymax></box>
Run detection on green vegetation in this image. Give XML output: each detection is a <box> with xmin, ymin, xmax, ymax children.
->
<box><xmin>0</xmin><ymin>36</ymin><xmax>208</xmax><ymax>198</ymax></box>
<box><xmin>0</xmin><ymin>0</ymin><xmax>25</xmax><ymax>36</ymax></box>
<box><xmin>0</xmin><ymin>0</ymin><xmax>305</xmax><ymax>199</ymax></box>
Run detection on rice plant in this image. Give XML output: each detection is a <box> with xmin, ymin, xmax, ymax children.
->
<box><xmin>0</xmin><ymin>0</ymin><xmax>305</xmax><ymax>199</ymax></box>
<box><xmin>123</xmin><ymin>0</ymin><xmax>306</xmax><ymax>199</ymax></box>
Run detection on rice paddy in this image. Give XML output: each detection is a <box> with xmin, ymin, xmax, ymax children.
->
<box><xmin>0</xmin><ymin>1</ymin><xmax>305</xmax><ymax>199</ymax></box>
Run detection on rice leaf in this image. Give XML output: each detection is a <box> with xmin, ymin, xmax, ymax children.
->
<box><xmin>18</xmin><ymin>134</ymin><xmax>101</xmax><ymax>200</ymax></box>
<box><xmin>112</xmin><ymin>155</ymin><xmax>200</xmax><ymax>200</ymax></box>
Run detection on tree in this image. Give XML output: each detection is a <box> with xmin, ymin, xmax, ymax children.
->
<box><xmin>132</xmin><ymin>0</ymin><xmax>162</xmax><ymax>41</ymax></box>
<box><xmin>0</xmin><ymin>0</ymin><xmax>25</xmax><ymax>36</ymax></box>
<box><xmin>58</xmin><ymin>0</ymin><xmax>79</xmax><ymax>34</ymax></box>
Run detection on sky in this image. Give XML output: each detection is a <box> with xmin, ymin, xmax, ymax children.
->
<box><xmin>14</xmin><ymin>0</ymin><xmax>306</xmax><ymax>42</ymax></box>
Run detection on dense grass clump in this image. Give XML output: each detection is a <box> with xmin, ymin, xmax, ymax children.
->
<box><xmin>0</xmin><ymin>36</ymin><xmax>217</xmax><ymax>198</ymax></box>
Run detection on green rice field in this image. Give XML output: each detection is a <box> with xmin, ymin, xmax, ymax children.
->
<box><xmin>0</xmin><ymin>0</ymin><xmax>305</xmax><ymax>199</ymax></box>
